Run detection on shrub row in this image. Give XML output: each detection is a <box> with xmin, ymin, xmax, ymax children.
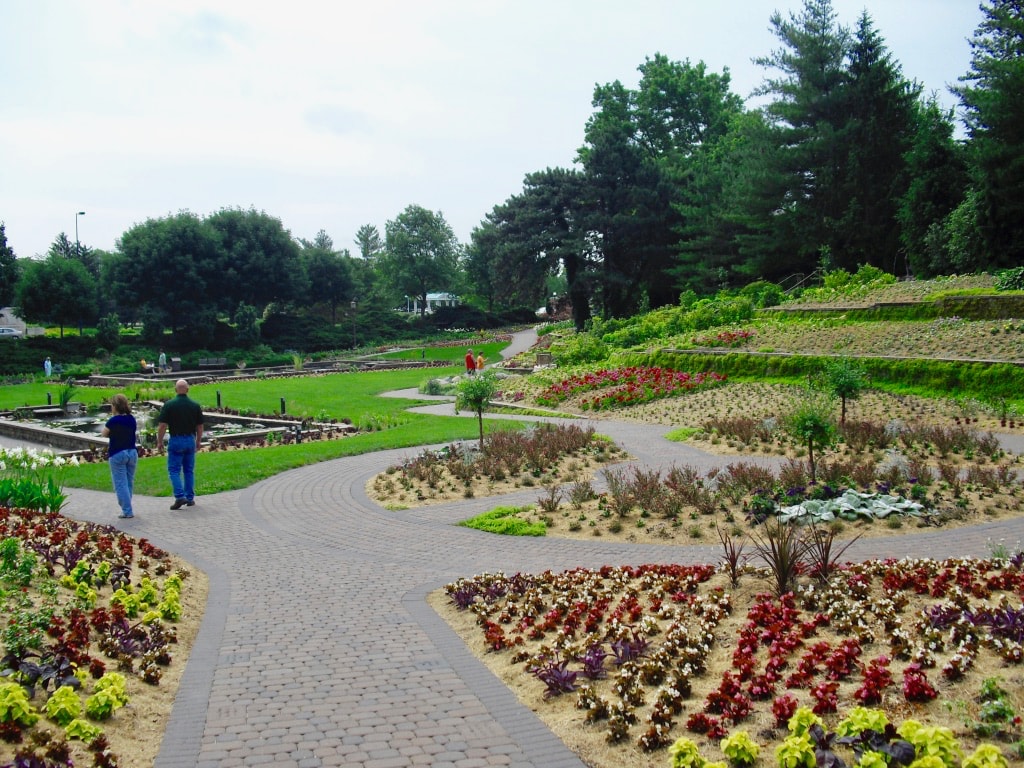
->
<box><xmin>759</xmin><ymin>293</ymin><xmax>1024</xmax><ymax>322</ymax></box>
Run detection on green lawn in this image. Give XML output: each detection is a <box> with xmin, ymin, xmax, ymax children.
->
<box><xmin>65</xmin><ymin>411</ymin><xmax>518</xmax><ymax>496</ymax></box>
<box><xmin>373</xmin><ymin>340</ymin><xmax>508</xmax><ymax>365</ymax></box>
<box><xmin>2</xmin><ymin>356</ymin><xmax>531</xmax><ymax>496</ymax></box>
<box><xmin>0</xmin><ymin>367</ymin><xmax>454</xmax><ymax>419</ymax></box>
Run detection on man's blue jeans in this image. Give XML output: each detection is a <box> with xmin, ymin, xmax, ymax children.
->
<box><xmin>109</xmin><ymin>448</ymin><xmax>138</xmax><ymax>516</ymax></box>
<box><xmin>167</xmin><ymin>435</ymin><xmax>197</xmax><ymax>501</ymax></box>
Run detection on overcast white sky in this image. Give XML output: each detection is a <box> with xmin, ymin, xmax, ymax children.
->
<box><xmin>0</xmin><ymin>0</ymin><xmax>984</xmax><ymax>260</ymax></box>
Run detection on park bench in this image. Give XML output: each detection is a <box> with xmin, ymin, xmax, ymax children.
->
<box><xmin>198</xmin><ymin>358</ymin><xmax>228</xmax><ymax>369</ymax></box>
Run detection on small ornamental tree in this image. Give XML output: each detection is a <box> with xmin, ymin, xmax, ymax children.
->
<box><xmin>95</xmin><ymin>313</ymin><xmax>122</xmax><ymax>351</ymax></box>
<box><xmin>785</xmin><ymin>389</ymin><xmax>837</xmax><ymax>483</ymax></box>
<box><xmin>824</xmin><ymin>357</ymin><xmax>868</xmax><ymax>423</ymax></box>
<box><xmin>233</xmin><ymin>302</ymin><xmax>261</xmax><ymax>349</ymax></box>
<box><xmin>455</xmin><ymin>370</ymin><xmax>497</xmax><ymax>449</ymax></box>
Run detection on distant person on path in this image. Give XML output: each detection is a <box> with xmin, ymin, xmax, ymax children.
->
<box><xmin>43</xmin><ymin>357</ymin><xmax>52</xmax><ymax>377</ymax></box>
<box><xmin>158</xmin><ymin>349</ymin><xmax>167</xmax><ymax>373</ymax></box>
<box><xmin>156</xmin><ymin>379</ymin><xmax>204</xmax><ymax>509</ymax></box>
<box><xmin>476</xmin><ymin>352</ymin><xmax>485</xmax><ymax>372</ymax></box>
<box><xmin>465</xmin><ymin>348</ymin><xmax>476</xmax><ymax>376</ymax></box>
<box><xmin>101</xmin><ymin>393</ymin><xmax>138</xmax><ymax>520</ymax></box>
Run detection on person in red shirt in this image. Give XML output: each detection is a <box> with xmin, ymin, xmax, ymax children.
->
<box><xmin>465</xmin><ymin>348</ymin><xmax>476</xmax><ymax>376</ymax></box>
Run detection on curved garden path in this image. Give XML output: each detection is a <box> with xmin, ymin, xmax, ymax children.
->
<box><xmin>60</xmin><ymin>329</ymin><xmax>1024</xmax><ymax>768</ymax></box>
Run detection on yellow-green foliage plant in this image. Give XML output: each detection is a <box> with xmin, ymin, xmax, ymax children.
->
<box><xmin>0</xmin><ymin>680</ymin><xmax>40</xmax><ymax>727</ymax></box>
<box><xmin>44</xmin><ymin>684</ymin><xmax>81</xmax><ymax>726</ymax></box>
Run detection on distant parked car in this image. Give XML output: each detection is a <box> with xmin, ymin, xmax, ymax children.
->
<box><xmin>0</xmin><ymin>327</ymin><xmax>22</xmax><ymax>338</ymax></box>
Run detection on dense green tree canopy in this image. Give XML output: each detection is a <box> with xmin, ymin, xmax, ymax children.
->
<box><xmin>836</xmin><ymin>12</ymin><xmax>920</xmax><ymax>272</ymax></box>
<box><xmin>206</xmin><ymin>207</ymin><xmax>303</xmax><ymax>311</ymax></box>
<box><xmin>470</xmin><ymin>168</ymin><xmax>593</xmax><ymax>329</ymax></box>
<box><xmin>7</xmin><ymin>2</ymin><xmax>1019</xmax><ymax>347</ymax></box>
<box><xmin>754</xmin><ymin>0</ymin><xmax>852</xmax><ymax>269</ymax></box>
<box><xmin>0</xmin><ymin>223</ymin><xmax>18</xmax><ymax>308</ymax></box>
<box><xmin>114</xmin><ymin>212</ymin><xmax>222</xmax><ymax>338</ymax></box>
<box><xmin>300</xmin><ymin>239</ymin><xmax>354</xmax><ymax>323</ymax></box>
<box><xmin>955</xmin><ymin>0</ymin><xmax>1024</xmax><ymax>267</ymax></box>
<box><xmin>898</xmin><ymin>98</ymin><xmax>969</xmax><ymax>277</ymax></box>
<box><xmin>16</xmin><ymin>254</ymin><xmax>97</xmax><ymax>337</ymax></box>
<box><xmin>380</xmin><ymin>205</ymin><xmax>460</xmax><ymax>317</ymax></box>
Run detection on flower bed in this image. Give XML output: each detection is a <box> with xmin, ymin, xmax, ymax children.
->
<box><xmin>441</xmin><ymin>555</ymin><xmax>1024</xmax><ymax>767</ymax></box>
<box><xmin>0</xmin><ymin>452</ymin><xmax>196</xmax><ymax>767</ymax></box>
<box><xmin>536</xmin><ymin>367</ymin><xmax>727</xmax><ymax>411</ymax></box>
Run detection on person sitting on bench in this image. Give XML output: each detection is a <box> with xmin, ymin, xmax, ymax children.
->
<box><xmin>140</xmin><ymin>359</ymin><xmax>155</xmax><ymax>374</ymax></box>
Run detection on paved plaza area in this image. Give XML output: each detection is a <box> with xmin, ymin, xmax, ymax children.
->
<box><xmin>59</xmin><ymin>330</ymin><xmax>1024</xmax><ymax>768</ymax></box>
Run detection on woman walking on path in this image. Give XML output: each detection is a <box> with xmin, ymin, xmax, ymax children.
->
<box><xmin>101</xmin><ymin>393</ymin><xmax>138</xmax><ymax>519</ymax></box>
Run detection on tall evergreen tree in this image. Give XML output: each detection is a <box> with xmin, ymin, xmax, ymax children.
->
<box><xmin>470</xmin><ymin>168</ymin><xmax>592</xmax><ymax>328</ymax></box>
<box><xmin>954</xmin><ymin>0</ymin><xmax>1024</xmax><ymax>268</ymax></box>
<box><xmin>354</xmin><ymin>224</ymin><xmax>384</xmax><ymax>261</ymax></box>
<box><xmin>753</xmin><ymin>0</ymin><xmax>850</xmax><ymax>272</ymax></box>
<box><xmin>634</xmin><ymin>57</ymin><xmax>748</xmax><ymax>293</ymax></box>
<box><xmin>897</xmin><ymin>97</ymin><xmax>969</xmax><ymax>277</ymax></box>
<box><xmin>579</xmin><ymin>55</ymin><xmax>747</xmax><ymax>316</ymax></box>
<box><xmin>835</xmin><ymin>12</ymin><xmax>920</xmax><ymax>272</ymax></box>
<box><xmin>579</xmin><ymin>78</ymin><xmax>678</xmax><ymax>318</ymax></box>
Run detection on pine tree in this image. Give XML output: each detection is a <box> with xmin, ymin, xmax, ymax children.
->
<box><xmin>754</xmin><ymin>0</ymin><xmax>850</xmax><ymax>271</ymax></box>
<box><xmin>954</xmin><ymin>0</ymin><xmax>1024</xmax><ymax>267</ymax></box>
<box><xmin>835</xmin><ymin>12</ymin><xmax>920</xmax><ymax>272</ymax></box>
<box><xmin>897</xmin><ymin>98</ymin><xmax>969</xmax><ymax>277</ymax></box>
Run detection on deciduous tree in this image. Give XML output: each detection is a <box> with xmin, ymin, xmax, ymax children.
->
<box><xmin>300</xmin><ymin>239</ymin><xmax>354</xmax><ymax>323</ymax></box>
<box><xmin>207</xmin><ymin>207</ymin><xmax>303</xmax><ymax>312</ymax></box>
<box><xmin>380</xmin><ymin>205</ymin><xmax>460</xmax><ymax>318</ymax></box>
<box><xmin>115</xmin><ymin>212</ymin><xmax>221</xmax><ymax>339</ymax></box>
<box><xmin>16</xmin><ymin>254</ymin><xmax>97</xmax><ymax>337</ymax></box>
<box><xmin>0</xmin><ymin>223</ymin><xmax>19</xmax><ymax>307</ymax></box>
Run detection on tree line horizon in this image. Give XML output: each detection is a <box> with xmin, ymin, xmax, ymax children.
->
<box><xmin>0</xmin><ymin>0</ymin><xmax>1019</xmax><ymax>341</ymax></box>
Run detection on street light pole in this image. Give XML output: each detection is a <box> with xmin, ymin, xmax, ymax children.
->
<box><xmin>350</xmin><ymin>299</ymin><xmax>357</xmax><ymax>350</ymax></box>
<box><xmin>75</xmin><ymin>211</ymin><xmax>86</xmax><ymax>256</ymax></box>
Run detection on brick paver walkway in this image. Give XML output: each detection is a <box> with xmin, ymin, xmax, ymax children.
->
<box><xmin>59</xmin><ymin>329</ymin><xmax>1024</xmax><ymax>767</ymax></box>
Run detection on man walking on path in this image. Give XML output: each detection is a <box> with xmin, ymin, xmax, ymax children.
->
<box><xmin>156</xmin><ymin>379</ymin><xmax>204</xmax><ymax>509</ymax></box>
<box><xmin>465</xmin><ymin>348</ymin><xmax>476</xmax><ymax>376</ymax></box>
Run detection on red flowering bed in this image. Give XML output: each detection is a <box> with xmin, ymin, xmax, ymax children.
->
<box><xmin>692</xmin><ymin>329</ymin><xmax>755</xmax><ymax>348</ymax></box>
<box><xmin>536</xmin><ymin>367</ymin><xmax>727</xmax><ymax>411</ymax></box>
<box><xmin>440</xmin><ymin>556</ymin><xmax>1024</xmax><ymax>767</ymax></box>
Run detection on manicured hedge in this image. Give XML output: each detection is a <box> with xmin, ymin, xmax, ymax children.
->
<box><xmin>759</xmin><ymin>293</ymin><xmax>1024</xmax><ymax>322</ymax></box>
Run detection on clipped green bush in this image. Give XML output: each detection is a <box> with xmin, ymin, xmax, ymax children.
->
<box><xmin>458</xmin><ymin>506</ymin><xmax>546</xmax><ymax>536</ymax></box>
